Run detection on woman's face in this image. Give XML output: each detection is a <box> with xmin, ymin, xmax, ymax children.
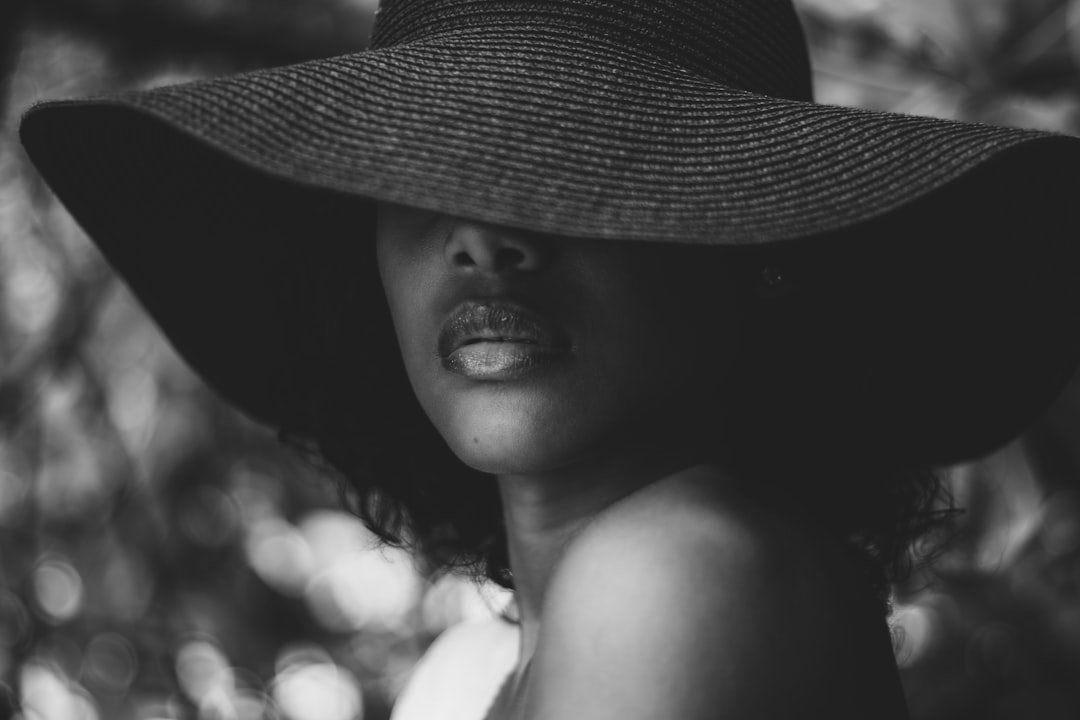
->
<box><xmin>375</xmin><ymin>203</ymin><xmax>741</xmax><ymax>476</ymax></box>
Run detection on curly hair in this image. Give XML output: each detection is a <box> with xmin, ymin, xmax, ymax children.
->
<box><xmin>276</xmin><ymin>214</ymin><xmax>959</xmax><ymax>617</ymax></box>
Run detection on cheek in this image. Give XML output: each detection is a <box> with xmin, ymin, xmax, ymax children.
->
<box><xmin>376</xmin><ymin>234</ymin><xmax>439</xmax><ymax>371</ymax></box>
<box><xmin>455</xmin><ymin>272</ymin><xmax>740</xmax><ymax>472</ymax></box>
<box><xmin>590</xmin><ymin>316</ymin><xmax>736</xmax><ymax>439</ymax></box>
<box><xmin>375</xmin><ymin>230</ymin><xmax>742</xmax><ymax>473</ymax></box>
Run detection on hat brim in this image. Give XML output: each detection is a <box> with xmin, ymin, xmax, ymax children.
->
<box><xmin>18</xmin><ymin>29</ymin><xmax>1080</xmax><ymax>464</ymax></box>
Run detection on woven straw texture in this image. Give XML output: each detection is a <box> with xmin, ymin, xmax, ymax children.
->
<box><xmin>22</xmin><ymin>0</ymin><xmax>1080</xmax><ymax>243</ymax></box>
<box><xmin>18</xmin><ymin>0</ymin><xmax>1080</xmax><ymax>463</ymax></box>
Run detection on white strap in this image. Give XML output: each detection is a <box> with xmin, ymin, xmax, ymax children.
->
<box><xmin>391</xmin><ymin>619</ymin><xmax>520</xmax><ymax>720</ymax></box>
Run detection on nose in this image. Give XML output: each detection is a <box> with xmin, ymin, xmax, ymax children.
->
<box><xmin>444</xmin><ymin>220</ymin><xmax>546</xmax><ymax>274</ymax></box>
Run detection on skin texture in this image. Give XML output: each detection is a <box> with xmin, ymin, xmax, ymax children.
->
<box><xmin>522</xmin><ymin>467</ymin><xmax>909</xmax><ymax>720</ymax></box>
<box><xmin>375</xmin><ymin>204</ymin><xmax>909</xmax><ymax>720</ymax></box>
<box><xmin>375</xmin><ymin>203</ymin><xmax>740</xmax><ymax>476</ymax></box>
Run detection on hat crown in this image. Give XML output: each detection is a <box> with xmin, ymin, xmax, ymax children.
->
<box><xmin>371</xmin><ymin>0</ymin><xmax>813</xmax><ymax>101</ymax></box>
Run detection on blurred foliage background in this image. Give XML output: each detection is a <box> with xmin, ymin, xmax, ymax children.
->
<box><xmin>1</xmin><ymin>1</ymin><xmax>1080</xmax><ymax>719</ymax></box>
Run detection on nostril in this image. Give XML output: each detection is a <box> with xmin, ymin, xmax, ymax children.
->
<box><xmin>451</xmin><ymin>246</ymin><xmax>529</xmax><ymax>272</ymax></box>
<box><xmin>494</xmin><ymin>247</ymin><xmax>526</xmax><ymax>272</ymax></box>
<box><xmin>452</xmin><ymin>250</ymin><xmax>476</xmax><ymax>267</ymax></box>
<box><xmin>444</xmin><ymin>221</ymin><xmax>543</xmax><ymax>273</ymax></box>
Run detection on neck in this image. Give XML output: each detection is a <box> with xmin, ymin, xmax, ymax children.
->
<box><xmin>495</xmin><ymin>437</ymin><xmax>710</xmax><ymax>669</ymax></box>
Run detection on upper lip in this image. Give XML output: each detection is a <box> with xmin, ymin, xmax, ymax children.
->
<box><xmin>438</xmin><ymin>300</ymin><xmax>568</xmax><ymax>357</ymax></box>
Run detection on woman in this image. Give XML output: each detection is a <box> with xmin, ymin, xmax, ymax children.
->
<box><xmin>17</xmin><ymin>0</ymin><xmax>1080</xmax><ymax>718</ymax></box>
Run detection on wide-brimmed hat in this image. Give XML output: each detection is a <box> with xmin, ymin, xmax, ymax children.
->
<box><xmin>18</xmin><ymin>0</ymin><xmax>1080</xmax><ymax>466</ymax></box>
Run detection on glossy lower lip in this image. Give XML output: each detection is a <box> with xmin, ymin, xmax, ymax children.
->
<box><xmin>442</xmin><ymin>341</ymin><xmax>566</xmax><ymax>380</ymax></box>
<box><xmin>438</xmin><ymin>299</ymin><xmax>570</xmax><ymax>380</ymax></box>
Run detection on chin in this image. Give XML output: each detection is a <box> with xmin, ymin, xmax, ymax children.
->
<box><xmin>444</xmin><ymin>422</ymin><xmax>556</xmax><ymax>475</ymax></box>
<box><xmin>438</xmin><ymin>402</ymin><xmax>582</xmax><ymax>476</ymax></box>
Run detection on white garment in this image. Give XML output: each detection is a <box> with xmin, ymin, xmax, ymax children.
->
<box><xmin>391</xmin><ymin>619</ymin><xmax>520</xmax><ymax>720</ymax></box>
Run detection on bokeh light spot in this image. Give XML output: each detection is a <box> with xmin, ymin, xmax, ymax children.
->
<box><xmin>179</xmin><ymin>485</ymin><xmax>241</xmax><ymax>548</ymax></box>
<box><xmin>84</xmin><ymin>633</ymin><xmax>138</xmax><ymax>695</ymax></box>
<box><xmin>5</xmin><ymin>256</ymin><xmax>61</xmax><ymax>336</ymax></box>
<box><xmin>20</xmin><ymin>662</ymin><xmax>99</xmax><ymax>720</ymax></box>
<box><xmin>245</xmin><ymin>518</ymin><xmax>314</xmax><ymax>596</ymax></box>
<box><xmin>175</xmin><ymin>640</ymin><xmax>233</xmax><ymax>704</ymax></box>
<box><xmin>33</xmin><ymin>557</ymin><xmax>84</xmax><ymax>624</ymax></box>
<box><xmin>106</xmin><ymin>365</ymin><xmax>160</xmax><ymax>453</ymax></box>
<box><xmin>304</xmin><ymin>546</ymin><xmax>420</xmax><ymax>632</ymax></box>
<box><xmin>272</xmin><ymin>646</ymin><xmax>362</xmax><ymax>720</ymax></box>
<box><xmin>298</xmin><ymin>511</ymin><xmax>375</xmax><ymax>566</ymax></box>
<box><xmin>229</xmin><ymin>463</ymin><xmax>285</xmax><ymax>526</ymax></box>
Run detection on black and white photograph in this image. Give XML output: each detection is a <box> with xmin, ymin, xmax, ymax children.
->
<box><xmin>2</xmin><ymin>1</ymin><xmax>1080</xmax><ymax>719</ymax></box>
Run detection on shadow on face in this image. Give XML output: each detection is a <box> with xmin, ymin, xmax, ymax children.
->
<box><xmin>375</xmin><ymin>203</ymin><xmax>743</xmax><ymax>476</ymax></box>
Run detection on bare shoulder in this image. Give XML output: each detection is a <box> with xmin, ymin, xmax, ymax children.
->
<box><xmin>526</xmin><ymin>465</ymin><xmax>904</xmax><ymax>720</ymax></box>
<box><xmin>551</xmin><ymin>464</ymin><xmax>853</xmax><ymax>610</ymax></box>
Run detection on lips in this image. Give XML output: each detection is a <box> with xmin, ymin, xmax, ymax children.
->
<box><xmin>438</xmin><ymin>300</ymin><xmax>569</xmax><ymax>380</ymax></box>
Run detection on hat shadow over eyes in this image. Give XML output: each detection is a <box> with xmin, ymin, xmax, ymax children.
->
<box><xmin>21</xmin><ymin>99</ymin><xmax>1080</xmax><ymax>467</ymax></box>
